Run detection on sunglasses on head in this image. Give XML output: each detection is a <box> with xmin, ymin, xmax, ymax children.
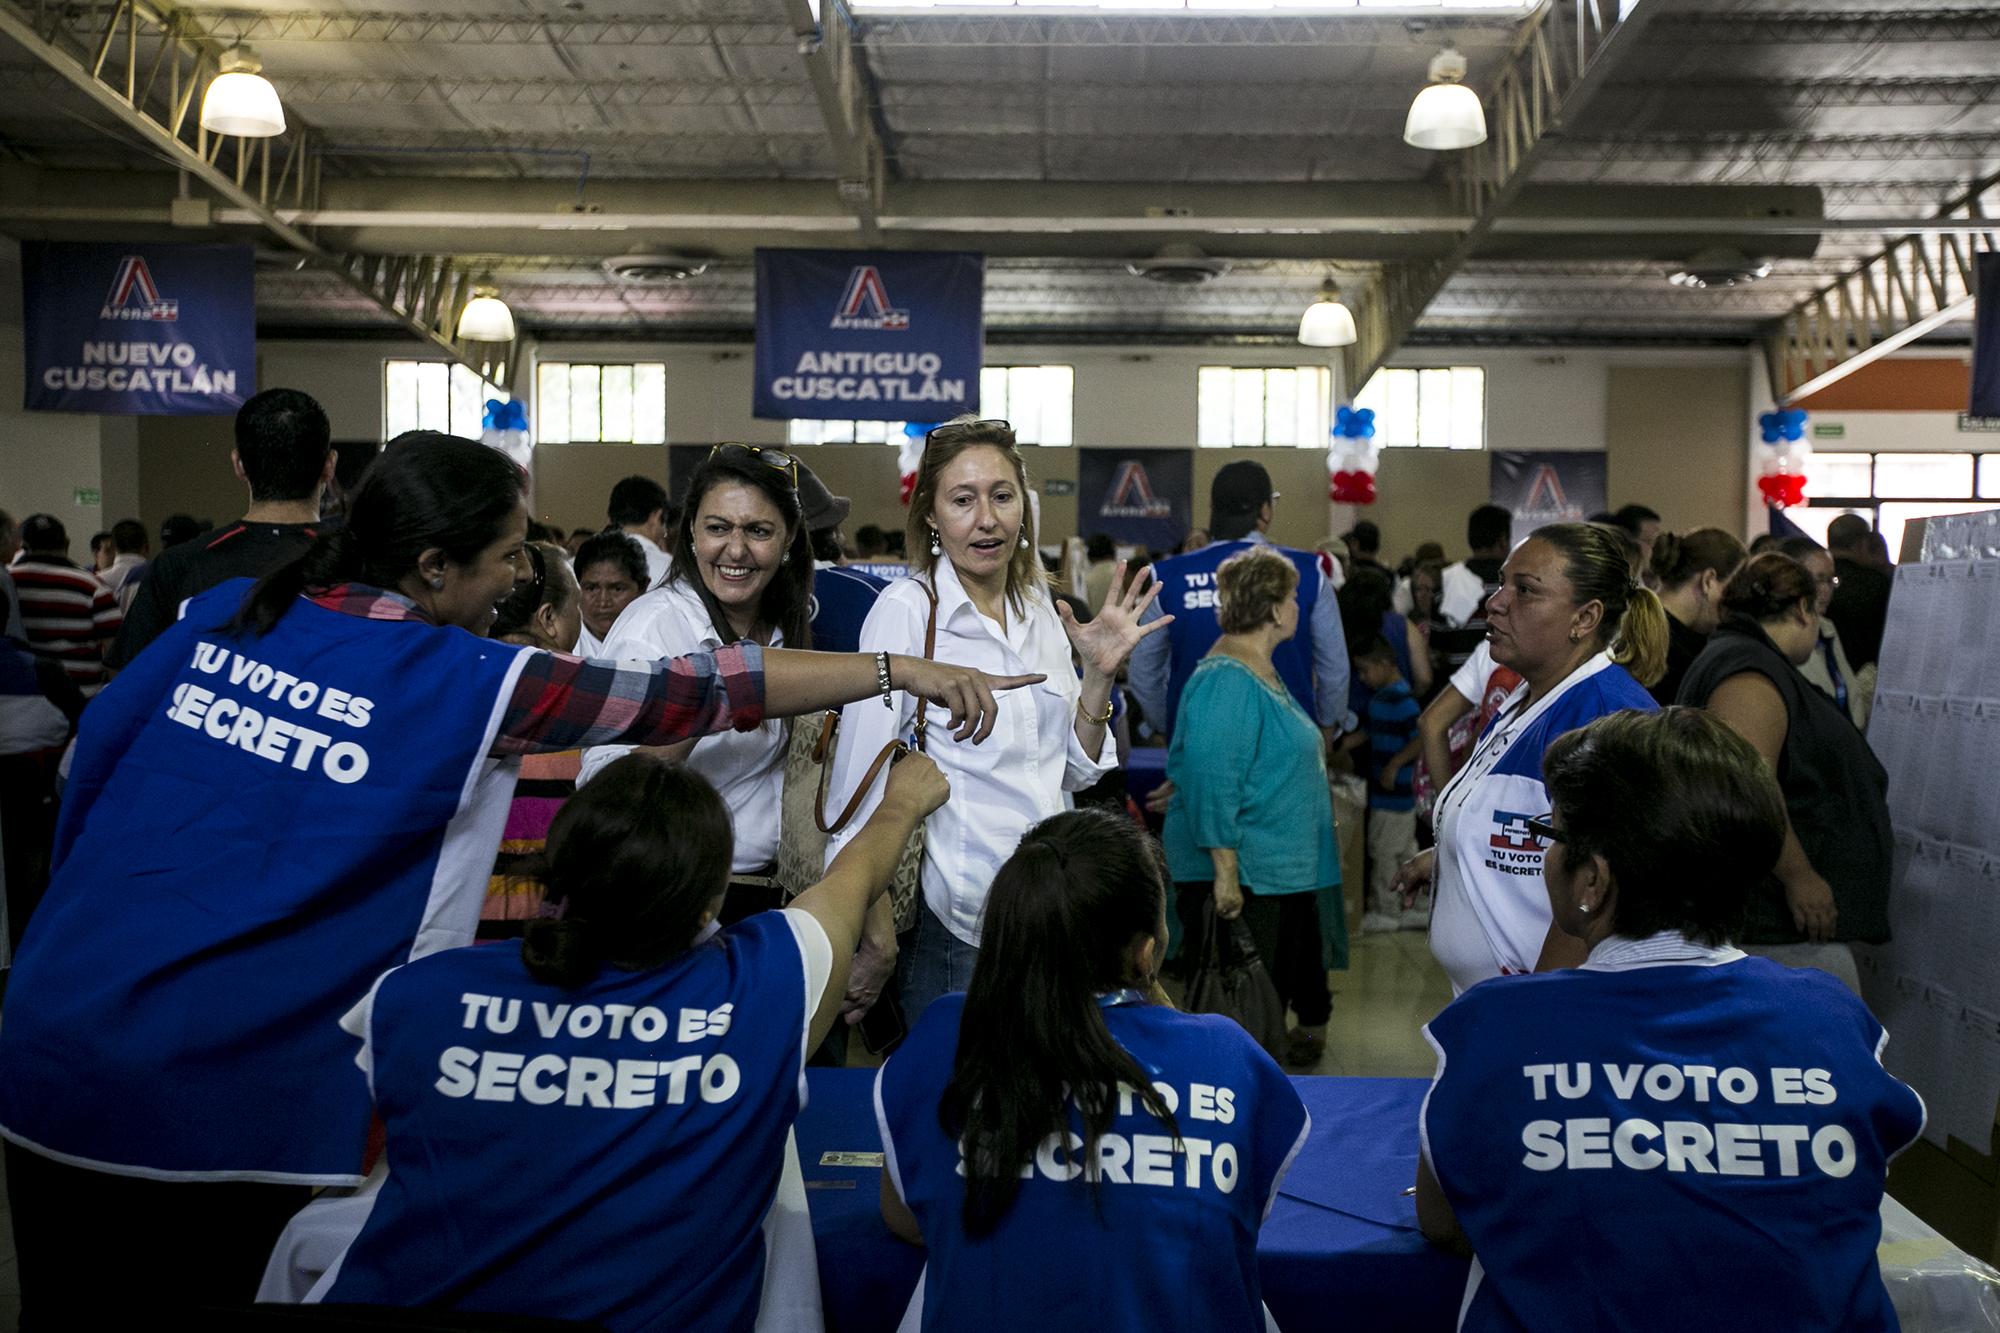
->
<box><xmin>925</xmin><ymin>419</ymin><xmax>1013</xmax><ymax>446</ymax></box>
<box><xmin>708</xmin><ymin>443</ymin><xmax>798</xmax><ymax>488</ymax></box>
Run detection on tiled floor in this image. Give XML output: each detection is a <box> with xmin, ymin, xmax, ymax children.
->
<box><xmin>0</xmin><ymin>929</ymin><xmax>1455</xmax><ymax>1329</ymax></box>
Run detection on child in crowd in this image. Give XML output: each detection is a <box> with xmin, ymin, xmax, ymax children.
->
<box><xmin>1356</xmin><ymin>637</ymin><xmax>1424</xmax><ymax>933</ymax></box>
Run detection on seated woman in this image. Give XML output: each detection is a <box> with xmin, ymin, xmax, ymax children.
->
<box><xmin>1416</xmin><ymin>708</ymin><xmax>1924</xmax><ymax>1333</ymax></box>
<box><xmin>875</xmin><ymin>809</ymin><xmax>1310</xmax><ymax>1333</ymax></box>
<box><xmin>299</xmin><ymin>749</ymin><xmax>949</xmax><ymax>1331</ymax></box>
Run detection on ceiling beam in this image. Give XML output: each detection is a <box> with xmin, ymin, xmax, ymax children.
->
<box><xmin>0</xmin><ymin>0</ymin><xmax>522</xmax><ymax>386</ymax></box>
<box><xmin>1343</xmin><ymin>0</ymin><xmax>1665</xmax><ymax>392</ymax></box>
<box><xmin>1765</xmin><ymin>175</ymin><xmax>2000</xmax><ymax>404</ymax></box>
<box><xmin>783</xmin><ymin>0</ymin><xmax>888</xmax><ymax>243</ymax></box>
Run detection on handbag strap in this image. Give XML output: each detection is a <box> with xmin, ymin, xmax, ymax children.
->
<box><xmin>813</xmin><ymin>577</ymin><xmax>940</xmax><ymax>835</ymax></box>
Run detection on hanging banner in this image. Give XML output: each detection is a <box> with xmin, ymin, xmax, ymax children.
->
<box><xmin>1973</xmin><ymin>251</ymin><xmax>2000</xmax><ymax>419</ymax></box>
<box><xmin>1077</xmin><ymin>448</ymin><xmax>1192</xmax><ymax>552</ymax></box>
<box><xmin>753</xmin><ymin>248</ymin><xmax>983</xmax><ymax>422</ymax></box>
<box><xmin>22</xmin><ymin>242</ymin><xmax>255</xmax><ymax>415</ymax></box>
<box><xmin>1490</xmin><ymin>450</ymin><xmax>1607</xmax><ymax>548</ymax></box>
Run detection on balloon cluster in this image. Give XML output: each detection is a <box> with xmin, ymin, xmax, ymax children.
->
<box><xmin>481</xmin><ymin>398</ymin><xmax>532</xmax><ymax>472</ymax></box>
<box><xmin>1756</xmin><ymin>408</ymin><xmax>1810</xmax><ymax>509</ymax></box>
<box><xmin>1328</xmin><ymin>406</ymin><xmax>1379</xmax><ymax>506</ymax></box>
<box><xmin>898</xmin><ymin>422</ymin><xmax>934</xmax><ymax>506</ymax></box>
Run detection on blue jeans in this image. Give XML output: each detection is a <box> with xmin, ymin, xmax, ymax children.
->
<box><xmin>897</xmin><ymin>900</ymin><xmax>981</xmax><ymax>1025</ymax></box>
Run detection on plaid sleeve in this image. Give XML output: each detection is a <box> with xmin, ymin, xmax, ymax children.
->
<box><xmin>493</xmin><ymin>641</ymin><xmax>766</xmax><ymax>756</ymax></box>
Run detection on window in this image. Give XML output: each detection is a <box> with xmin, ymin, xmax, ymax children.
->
<box><xmin>383</xmin><ymin>361</ymin><xmax>506</xmax><ymax>441</ymax></box>
<box><xmin>535</xmin><ymin>362</ymin><xmax>667</xmax><ymax>444</ymax></box>
<box><xmin>1197</xmin><ymin>366</ymin><xmax>1330</xmax><ymax>448</ymax></box>
<box><xmin>787</xmin><ymin>364</ymin><xmax>1074</xmax><ymax>447</ymax></box>
<box><xmin>1352</xmin><ymin>366</ymin><xmax>1486</xmax><ymax>450</ymax></box>
<box><xmin>1802</xmin><ymin>451</ymin><xmax>1991</xmax><ymax>556</ymax></box>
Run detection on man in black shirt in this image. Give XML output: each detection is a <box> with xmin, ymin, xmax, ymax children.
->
<box><xmin>1824</xmin><ymin>513</ymin><xmax>1892</xmax><ymax>671</ymax></box>
<box><xmin>109</xmin><ymin>390</ymin><xmax>334</xmax><ymax>668</ymax></box>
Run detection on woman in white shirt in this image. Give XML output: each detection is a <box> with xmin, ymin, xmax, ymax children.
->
<box><xmin>583</xmin><ymin>444</ymin><xmax>819</xmax><ymax>922</ymax></box>
<box><xmin>824</xmin><ymin>417</ymin><xmax>1167</xmax><ymax>1023</ymax></box>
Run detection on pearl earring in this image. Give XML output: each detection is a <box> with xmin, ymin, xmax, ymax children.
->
<box><xmin>430</xmin><ymin>577</ymin><xmax>445</xmax><ymax>590</ymax></box>
<box><xmin>1019</xmin><ymin>534</ymin><xmax>1030</xmax><ymax>550</ymax></box>
<box><xmin>929</xmin><ymin>530</ymin><xmax>942</xmax><ymax>557</ymax></box>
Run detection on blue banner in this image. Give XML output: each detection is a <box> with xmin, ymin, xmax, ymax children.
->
<box><xmin>1974</xmin><ymin>251</ymin><xmax>2000</xmax><ymax>419</ymax></box>
<box><xmin>23</xmin><ymin>242</ymin><xmax>255</xmax><ymax>415</ymax></box>
<box><xmin>1489</xmin><ymin>450</ymin><xmax>1607</xmax><ymax>548</ymax></box>
<box><xmin>753</xmin><ymin>248</ymin><xmax>982</xmax><ymax>422</ymax></box>
<box><xmin>1077</xmin><ymin>448</ymin><xmax>1193</xmax><ymax>552</ymax></box>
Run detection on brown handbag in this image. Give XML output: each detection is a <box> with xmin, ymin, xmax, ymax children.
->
<box><xmin>809</xmin><ymin>578</ymin><xmax>939</xmax><ymax>932</ymax></box>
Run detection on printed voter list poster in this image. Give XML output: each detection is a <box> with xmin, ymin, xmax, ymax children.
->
<box><xmin>1077</xmin><ymin>448</ymin><xmax>1192</xmax><ymax>551</ymax></box>
<box><xmin>23</xmin><ymin>241</ymin><xmax>255</xmax><ymax>415</ymax></box>
<box><xmin>1490</xmin><ymin>450</ymin><xmax>1607</xmax><ymax>548</ymax></box>
<box><xmin>753</xmin><ymin>248</ymin><xmax>983</xmax><ymax>422</ymax></box>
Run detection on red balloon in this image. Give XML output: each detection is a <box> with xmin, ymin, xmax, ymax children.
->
<box><xmin>899</xmin><ymin>471</ymin><xmax>917</xmax><ymax>505</ymax></box>
<box><xmin>1329</xmin><ymin>470</ymin><xmax>1378</xmax><ymax>505</ymax></box>
<box><xmin>1756</xmin><ymin>473</ymin><xmax>1807</xmax><ymax>508</ymax></box>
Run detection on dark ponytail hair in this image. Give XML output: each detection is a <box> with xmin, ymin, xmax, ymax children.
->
<box><xmin>670</xmin><ymin>447</ymin><xmax>815</xmax><ymax>650</ymax></box>
<box><xmin>942</xmin><ymin>809</ymin><xmax>1178</xmax><ymax>1236</ymax></box>
<box><xmin>227</xmin><ymin>432</ymin><xmax>524</xmax><ymax>636</ymax></box>
<box><xmin>1650</xmin><ymin>527</ymin><xmax>1747</xmax><ymax>592</ymax></box>
<box><xmin>522</xmin><ymin>754</ymin><xmax>734</xmax><ymax>989</ymax></box>
<box><xmin>1720</xmin><ymin>552</ymin><xmax>1817</xmax><ymax>624</ymax></box>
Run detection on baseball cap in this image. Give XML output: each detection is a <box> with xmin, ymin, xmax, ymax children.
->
<box><xmin>1211</xmin><ymin>461</ymin><xmax>1274</xmax><ymax>517</ymax></box>
<box><xmin>793</xmin><ymin>461</ymin><xmax>852</xmax><ymax>533</ymax></box>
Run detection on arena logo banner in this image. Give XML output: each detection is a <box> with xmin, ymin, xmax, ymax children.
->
<box><xmin>1973</xmin><ymin>251</ymin><xmax>2000</xmax><ymax>419</ymax></box>
<box><xmin>1077</xmin><ymin>448</ymin><xmax>1192</xmax><ymax>551</ymax></box>
<box><xmin>753</xmin><ymin>248</ymin><xmax>983</xmax><ymax>421</ymax></box>
<box><xmin>1490</xmin><ymin>450</ymin><xmax>1607</xmax><ymax>548</ymax></box>
<box><xmin>23</xmin><ymin>241</ymin><xmax>255</xmax><ymax>415</ymax></box>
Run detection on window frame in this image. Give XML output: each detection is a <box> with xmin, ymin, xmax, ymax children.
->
<box><xmin>382</xmin><ymin>359</ymin><xmax>506</xmax><ymax>441</ymax></box>
<box><xmin>1195</xmin><ymin>364</ymin><xmax>1332</xmax><ymax>449</ymax></box>
<box><xmin>1802</xmin><ymin>450</ymin><xmax>1998</xmax><ymax>552</ymax></box>
<box><xmin>1351</xmin><ymin>365</ymin><xmax>1488</xmax><ymax>451</ymax></box>
<box><xmin>534</xmin><ymin>360</ymin><xmax>668</xmax><ymax>445</ymax></box>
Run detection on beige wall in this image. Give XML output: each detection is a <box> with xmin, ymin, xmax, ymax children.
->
<box><xmin>1606</xmin><ymin>364</ymin><xmax>1750</xmax><ymax>536</ymax></box>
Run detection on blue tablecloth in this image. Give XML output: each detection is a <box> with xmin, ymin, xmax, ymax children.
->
<box><xmin>796</xmin><ymin>1068</ymin><xmax>1468</xmax><ymax>1333</ymax></box>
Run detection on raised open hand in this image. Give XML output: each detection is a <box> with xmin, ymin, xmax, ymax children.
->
<box><xmin>1057</xmin><ymin>560</ymin><xmax>1172</xmax><ymax>679</ymax></box>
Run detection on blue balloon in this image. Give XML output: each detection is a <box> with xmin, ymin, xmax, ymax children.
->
<box><xmin>483</xmin><ymin>399</ymin><xmax>527</xmax><ymax>432</ymax></box>
<box><xmin>1356</xmin><ymin>408</ymin><xmax>1376</xmax><ymax>427</ymax></box>
<box><xmin>1761</xmin><ymin>428</ymin><xmax>1782</xmax><ymax>444</ymax></box>
<box><xmin>903</xmin><ymin>421</ymin><xmax>935</xmax><ymax>438</ymax></box>
<box><xmin>1358</xmin><ymin>422</ymin><xmax>1375</xmax><ymax>440</ymax></box>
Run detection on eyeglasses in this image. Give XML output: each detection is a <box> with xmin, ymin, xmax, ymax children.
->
<box><xmin>1523</xmin><ymin>813</ymin><xmax>1566</xmax><ymax>845</ymax></box>
<box><xmin>925</xmin><ymin>419</ymin><xmax>1013</xmax><ymax>446</ymax></box>
<box><xmin>709</xmin><ymin>443</ymin><xmax>798</xmax><ymax>488</ymax></box>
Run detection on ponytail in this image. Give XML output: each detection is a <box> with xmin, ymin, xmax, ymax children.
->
<box><xmin>227</xmin><ymin>526</ymin><xmax>364</xmax><ymax>637</ymax></box>
<box><xmin>522</xmin><ymin>754</ymin><xmax>734</xmax><ymax>989</ymax></box>
<box><xmin>224</xmin><ymin>431</ymin><xmax>524</xmax><ymax>637</ymax></box>
<box><xmin>1612</xmin><ymin>584</ymin><xmax>1669</xmax><ymax>688</ymax></box>
<box><xmin>942</xmin><ymin>810</ymin><xmax>1178</xmax><ymax>1236</ymax></box>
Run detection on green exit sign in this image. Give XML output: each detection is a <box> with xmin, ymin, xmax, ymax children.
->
<box><xmin>72</xmin><ymin>486</ymin><xmax>101</xmax><ymax>506</ymax></box>
<box><xmin>1812</xmin><ymin>423</ymin><xmax>1846</xmax><ymax>440</ymax></box>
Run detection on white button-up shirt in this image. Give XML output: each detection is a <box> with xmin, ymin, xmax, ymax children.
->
<box><xmin>626</xmin><ymin>532</ymin><xmax>672</xmax><ymax>591</ymax></box>
<box><xmin>579</xmin><ymin>577</ymin><xmax>785</xmax><ymax>875</ymax></box>
<box><xmin>823</xmin><ymin>560</ymin><xmax>1117</xmax><ymax>947</ymax></box>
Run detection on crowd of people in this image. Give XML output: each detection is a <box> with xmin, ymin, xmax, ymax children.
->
<box><xmin>0</xmin><ymin>390</ymin><xmax>1923</xmax><ymax>1332</ymax></box>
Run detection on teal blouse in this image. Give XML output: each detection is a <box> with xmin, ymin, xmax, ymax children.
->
<box><xmin>1163</xmin><ymin>654</ymin><xmax>1341</xmax><ymax>896</ymax></box>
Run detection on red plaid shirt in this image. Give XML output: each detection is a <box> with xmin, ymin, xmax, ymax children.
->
<box><xmin>307</xmin><ymin>584</ymin><xmax>764</xmax><ymax>755</ymax></box>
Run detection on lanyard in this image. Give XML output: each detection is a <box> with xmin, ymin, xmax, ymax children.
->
<box><xmin>1819</xmin><ymin>636</ymin><xmax>1850</xmax><ymax>715</ymax></box>
<box><xmin>1096</xmin><ymin>988</ymin><xmax>1149</xmax><ymax>1009</ymax></box>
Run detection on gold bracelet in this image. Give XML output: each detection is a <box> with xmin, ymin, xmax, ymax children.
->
<box><xmin>1077</xmin><ymin>696</ymin><xmax>1115</xmax><ymax>725</ymax></box>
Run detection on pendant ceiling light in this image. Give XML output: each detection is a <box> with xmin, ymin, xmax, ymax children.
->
<box><xmin>456</xmin><ymin>285</ymin><xmax>517</xmax><ymax>343</ymax></box>
<box><xmin>1297</xmin><ymin>279</ymin><xmax>1357</xmax><ymax>349</ymax></box>
<box><xmin>200</xmin><ymin>45</ymin><xmax>286</xmax><ymax>138</ymax></box>
<box><xmin>1403</xmin><ymin>45</ymin><xmax>1486</xmax><ymax>152</ymax></box>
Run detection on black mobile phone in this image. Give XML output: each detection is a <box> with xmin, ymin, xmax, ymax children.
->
<box><xmin>857</xmin><ymin>990</ymin><xmax>909</xmax><ymax>1057</ymax></box>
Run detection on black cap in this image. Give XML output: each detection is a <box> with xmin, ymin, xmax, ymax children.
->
<box><xmin>20</xmin><ymin>513</ymin><xmax>67</xmax><ymax>552</ymax></box>
<box><xmin>1210</xmin><ymin>461</ymin><xmax>1273</xmax><ymax>517</ymax></box>
<box><xmin>793</xmin><ymin>460</ymin><xmax>851</xmax><ymax>533</ymax></box>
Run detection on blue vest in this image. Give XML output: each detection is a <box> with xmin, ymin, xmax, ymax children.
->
<box><xmin>326</xmin><ymin>912</ymin><xmax>810</xmax><ymax>1332</ymax></box>
<box><xmin>1152</xmin><ymin>540</ymin><xmax>1322</xmax><ymax>730</ymax></box>
<box><xmin>876</xmin><ymin>993</ymin><xmax>1309</xmax><ymax>1333</ymax></box>
<box><xmin>810</xmin><ymin>564</ymin><xmax>888</xmax><ymax>656</ymax></box>
<box><xmin>0</xmin><ymin>581</ymin><xmax>528</xmax><ymax>1181</ymax></box>
<box><xmin>1423</xmin><ymin>958</ymin><xmax>1925</xmax><ymax>1333</ymax></box>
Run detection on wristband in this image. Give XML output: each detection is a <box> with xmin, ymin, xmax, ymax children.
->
<box><xmin>877</xmin><ymin>651</ymin><xmax>894</xmax><ymax>708</ymax></box>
